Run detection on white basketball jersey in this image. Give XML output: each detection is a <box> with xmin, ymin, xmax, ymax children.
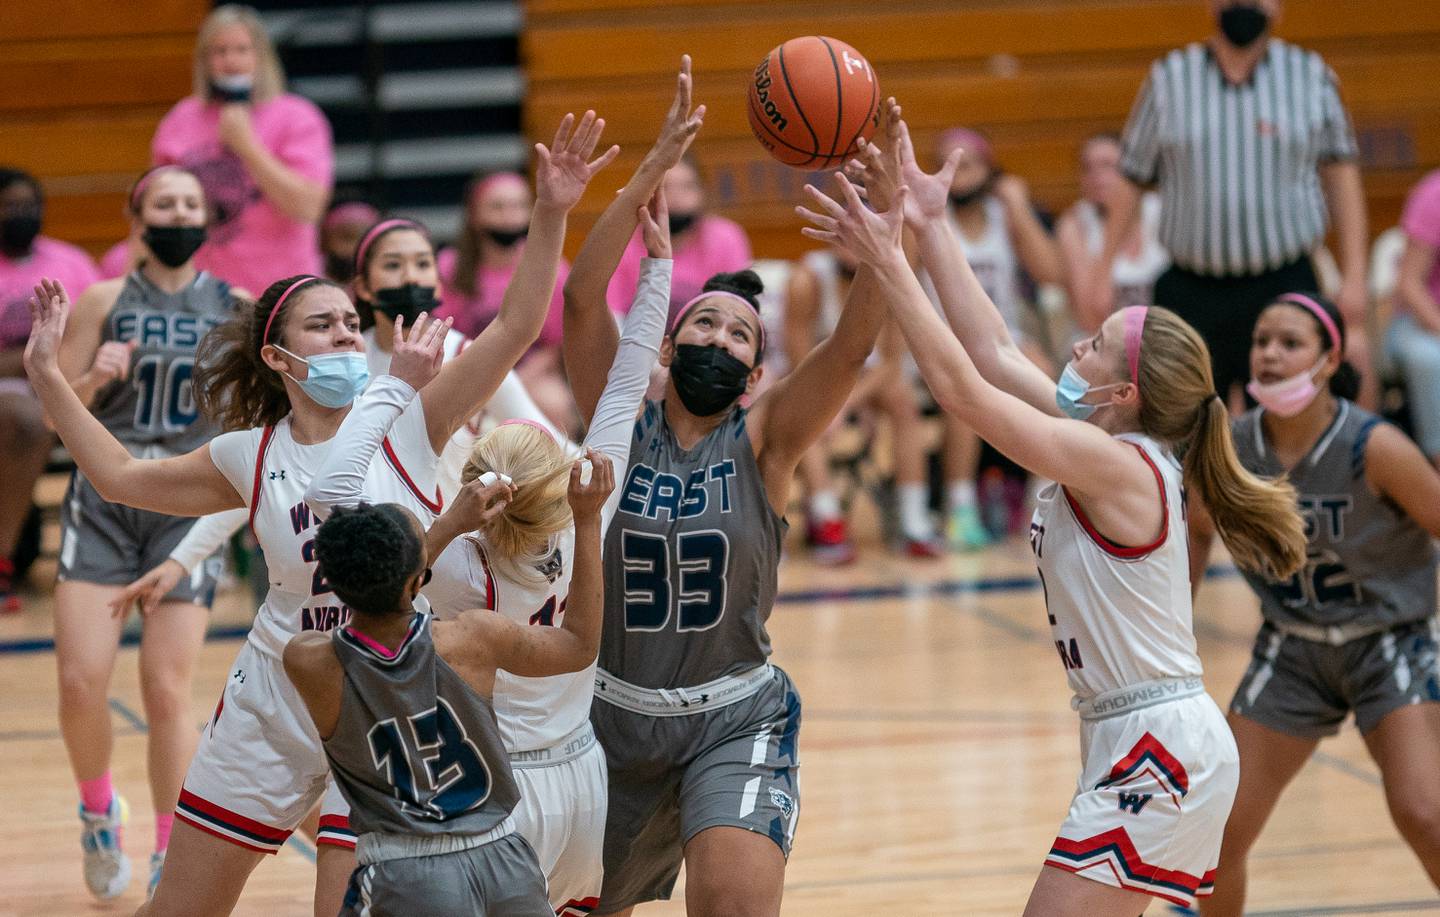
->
<box><xmin>208</xmin><ymin>399</ymin><xmax>442</xmax><ymax>659</ymax></box>
<box><xmin>951</xmin><ymin>196</ymin><xmax>1024</xmax><ymax>337</ymax></box>
<box><xmin>1076</xmin><ymin>193</ymin><xmax>1170</xmax><ymax>309</ymax></box>
<box><xmin>1027</xmin><ymin>433</ymin><xmax>1201</xmax><ymax>698</ymax></box>
<box><xmin>363</xmin><ymin>326</ymin><xmax>475</xmax><ymax>502</ymax></box>
<box><xmin>424</xmin><ymin>527</ymin><xmax>591</xmax><ymax>753</ymax></box>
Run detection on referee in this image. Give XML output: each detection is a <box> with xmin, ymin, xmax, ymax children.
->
<box><xmin>1088</xmin><ymin>0</ymin><xmax>1369</xmax><ymax>404</ymax></box>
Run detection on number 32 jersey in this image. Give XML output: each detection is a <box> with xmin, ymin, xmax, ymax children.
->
<box><xmin>1028</xmin><ymin>433</ymin><xmax>1201</xmax><ymax>698</ymax></box>
<box><xmin>209</xmin><ymin>399</ymin><xmax>443</xmax><ymax>659</ymax></box>
<box><xmin>601</xmin><ymin>401</ymin><xmax>787</xmax><ymax>689</ymax></box>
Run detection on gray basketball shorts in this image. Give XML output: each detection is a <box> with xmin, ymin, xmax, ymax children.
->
<box><xmin>57</xmin><ymin>470</ymin><xmax>220</xmax><ymax>607</ymax></box>
<box><xmin>340</xmin><ymin>833</ymin><xmax>551</xmax><ymax>917</ymax></box>
<box><xmin>1231</xmin><ymin>618</ymin><xmax>1440</xmax><ymax>739</ymax></box>
<box><xmin>590</xmin><ymin>665</ymin><xmax>802</xmax><ymax>912</ymax></box>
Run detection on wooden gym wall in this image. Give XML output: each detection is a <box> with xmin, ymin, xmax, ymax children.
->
<box><xmin>0</xmin><ymin>1</ymin><xmax>207</xmax><ymax>257</ymax></box>
<box><xmin>523</xmin><ymin>0</ymin><xmax>1440</xmax><ymax>261</ymax></box>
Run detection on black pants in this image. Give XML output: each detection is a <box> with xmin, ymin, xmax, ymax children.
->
<box><xmin>1153</xmin><ymin>257</ymin><xmax>1319</xmax><ymax>398</ymax></box>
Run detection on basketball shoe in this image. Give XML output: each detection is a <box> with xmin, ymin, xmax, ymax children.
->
<box><xmin>80</xmin><ymin>795</ymin><xmax>132</xmax><ymax>899</ymax></box>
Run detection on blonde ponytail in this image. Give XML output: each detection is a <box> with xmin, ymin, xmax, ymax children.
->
<box><xmin>460</xmin><ymin>424</ymin><xmax>573</xmax><ymax>565</ymax></box>
<box><xmin>1132</xmin><ymin>308</ymin><xmax>1307</xmax><ymax>580</ymax></box>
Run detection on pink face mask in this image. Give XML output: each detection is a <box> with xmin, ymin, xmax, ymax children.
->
<box><xmin>1246</xmin><ymin>356</ymin><xmax>1327</xmax><ymax>418</ymax></box>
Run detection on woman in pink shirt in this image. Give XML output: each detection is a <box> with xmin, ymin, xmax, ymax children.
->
<box><xmin>150</xmin><ymin>4</ymin><xmax>333</xmax><ymax>296</ymax></box>
<box><xmin>602</xmin><ymin>153</ymin><xmax>752</xmax><ymax>320</ymax></box>
<box><xmin>0</xmin><ymin>168</ymin><xmax>101</xmax><ymax>611</ymax></box>
<box><xmin>1389</xmin><ymin>169</ymin><xmax>1440</xmax><ymax>468</ymax></box>
<box><xmin>439</xmin><ymin>171</ymin><xmax>576</xmax><ymax>433</ymax></box>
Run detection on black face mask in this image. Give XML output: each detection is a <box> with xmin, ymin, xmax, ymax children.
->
<box><xmin>668</xmin><ymin>211</ymin><xmax>699</xmax><ymax>236</ymax></box>
<box><xmin>142</xmin><ymin>225</ymin><xmax>207</xmax><ymax>268</ymax></box>
<box><xmin>209</xmin><ymin>80</ymin><xmax>252</xmax><ymax>104</ymax></box>
<box><xmin>1</xmin><ymin>214</ymin><xmax>41</xmax><ymax>253</ymax></box>
<box><xmin>485</xmin><ymin>227</ymin><xmax>527</xmax><ymax>248</ymax></box>
<box><xmin>1218</xmin><ymin>3</ymin><xmax>1270</xmax><ymax>48</ymax></box>
<box><xmin>948</xmin><ymin>178</ymin><xmax>993</xmax><ymax>210</ymax></box>
<box><xmin>372</xmin><ymin>284</ymin><xmax>440</xmax><ymax>324</ymax></box>
<box><xmin>324</xmin><ymin>251</ymin><xmax>356</xmax><ymax>283</ymax></box>
<box><xmin>669</xmin><ymin>343</ymin><xmax>751</xmax><ymax>417</ymax></box>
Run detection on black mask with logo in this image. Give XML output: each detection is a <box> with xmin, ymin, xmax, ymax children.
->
<box><xmin>1</xmin><ymin>214</ymin><xmax>41</xmax><ymax>254</ymax></box>
<box><xmin>142</xmin><ymin>225</ymin><xmax>207</xmax><ymax>268</ymax></box>
<box><xmin>669</xmin><ymin>343</ymin><xmax>752</xmax><ymax>417</ymax></box>
<box><xmin>485</xmin><ymin>226</ymin><xmax>528</xmax><ymax>248</ymax></box>
<box><xmin>1218</xmin><ymin>3</ymin><xmax>1270</xmax><ymax>48</ymax></box>
<box><xmin>372</xmin><ymin>284</ymin><xmax>441</xmax><ymax>325</ymax></box>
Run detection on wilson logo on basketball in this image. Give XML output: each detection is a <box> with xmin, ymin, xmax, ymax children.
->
<box><xmin>747</xmin><ymin>35</ymin><xmax>881</xmax><ymax>170</ymax></box>
<box><xmin>752</xmin><ymin>59</ymin><xmax>789</xmax><ymax>133</ymax></box>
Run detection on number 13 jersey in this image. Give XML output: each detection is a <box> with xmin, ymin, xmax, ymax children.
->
<box><xmin>1028</xmin><ymin>433</ymin><xmax>1201</xmax><ymax>698</ymax></box>
<box><xmin>601</xmin><ymin>401</ymin><xmax>787</xmax><ymax>689</ymax></box>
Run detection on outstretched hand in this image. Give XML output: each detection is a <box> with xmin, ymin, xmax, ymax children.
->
<box><xmin>388</xmin><ymin>312</ymin><xmax>452</xmax><ymax>392</ymax></box>
<box><xmin>24</xmin><ymin>278</ymin><xmax>72</xmax><ymax>381</ymax></box>
<box><xmin>447</xmin><ymin>474</ymin><xmax>516</xmax><ymax>533</ymax></box>
<box><xmin>535</xmin><ymin>111</ymin><xmax>622</xmax><ymax>213</ymax></box>
<box><xmin>846</xmin><ymin>98</ymin><xmax>959</xmax><ymax>228</ymax></box>
<box><xmin>796</xmin><ymin>172</ymin><xmax>908</xmax><ymax>268</ymax></box>
<box><xmin>566</xmin><ymin>448</ymin><xmax>614</xmax><ymax>523</ymax></box>
<box><xmin>647</xmin><ymin>55</ymin><xmax>707</xmax><ymax>170</ymax></box>
<box><xmin>639</xmin><ymin>185</ymin><xmax>671</xmax><ymax>260</ymax></box>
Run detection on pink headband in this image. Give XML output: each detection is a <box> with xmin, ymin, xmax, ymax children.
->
<box><xmin>937</xmin><ymin>127</ymin><xmax>994</xmax><ymax>167</ymax></box>
<box><xmin>129</xmin><ymin>165</ymin><xmax>189</xmax><ymax>212</ymax></box>
<box><xmin>1277</xmin><ymin>293</ymin><xmax>1342</xmax><ymax>351</ymax></box>
<box><xmin>323</xmin><ymin>201</ymin><xmax>380</xmax><ymax>232</ymax></box>
<box><xmin>497</xmin><ymin>418</ymin><xmax>559</xmax><ymax>443</ymax></box>
<box><xmin>1123</xmin><ymin>305</ymin><xmax>1148</xmax><ymax>386</ymax></box>
<box><xmin>262</xmin><ymin>276</ymin><xmax>322</xmax><ymax>345</ymax></box>
<box><xmin>354</xmin><ymin>218</ymin><xmax>428</xmax><ymax>275</ymax></box>
<box><xmin>670</xmin><ymin>291</ymin><xmax>765</xmax><ymax>349</ymax></box>
<box><xmin>469</xmin><ymin>172</ymin><xmax>527</xmax><ymax>207</ymax></box>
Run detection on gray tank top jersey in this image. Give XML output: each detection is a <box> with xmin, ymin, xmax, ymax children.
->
<box><xmin>1232</xmin><ymin>400</ymin><xmax>1437</xmax><ymax>629</ymax></box>
<box><xmin>90</xmin><ymin>270</ymin><xmax>234</xmax><ymax>454</ymax></box>
<box><xmin>601</xmin><ymin>401</ymin><xmax>788</xmax><ymax>688</ymax></box>
<box><xmin>324</xmin><ymin>613</ymin><xmax>521</xmax><ymax>838</ymax></box>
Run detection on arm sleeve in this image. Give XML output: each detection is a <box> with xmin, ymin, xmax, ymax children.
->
<box><xmin>1315</xmin><ymin>64</ymin><xmax>1359</xmax><ymax>163</ymax></box>
<box><xmin>583</xmin><ymin>257</ymin><xmax>671</xmax><ymax>531</ymax></box>
<box><xmin>303</xmin><ymin>375</ymin><xmax>418</xmax><ymax>520</ymax></box>
<box><xmin>169</xmin><ymin>508</ymin><xmax>248</xmax><ymax>574</ymax></box>
<box><xmin>1120</xmin><ymin>68</ymin><xmax>1163</xmax><ymax>186</ymax></box>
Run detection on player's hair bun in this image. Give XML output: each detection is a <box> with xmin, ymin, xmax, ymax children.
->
<box><xmin>702</xmin><ymin>269</ymin><xmax>764</xmax><ymax>310</ymax></box>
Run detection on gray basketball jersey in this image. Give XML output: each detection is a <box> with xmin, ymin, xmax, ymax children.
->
<box><xmin>324</xmin><ymin>613</ymin><xmax>521</xmax><ymax>838</ymax></box>
<box><xmin>90</xmin><ymin>270</ymin><xmax>234</xmax><ymax>454</ymax></box>
<box><xmin>1233</xmin><ymin>400</ymin><xmax>1437</xmax><ymax>629</ymax></box>
<box><xmin>601</xmin><ymin>401</ymin><xmax>787</xmax><ymax>688</ymax></box>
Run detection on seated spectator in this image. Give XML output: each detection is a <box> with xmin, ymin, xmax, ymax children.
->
<box><xmin>0</xmin><ymin>167</ymin><xmax>102</xmax><ymax>610</ymax></box>
<box><xmin>320</xmin><ymin>199</ymin><xmax>380</xmax><ymax>284</ymax></box>
<box><xmin>438</xmin><ymin>171</ymin><xmax>575</xmax><ymax>434</ymax></box>
<box><xmin>150</xmin><ymin>4</ymin><xmax>333</xmax><ymax>294</ymax></box>
<box><xmin>1056</xmin><ymin>133</ymin><xmax>1168</xmax><ymax>332</ymax></box>
<box><xmin>1388</xmin><ymin>168</ymin><xmax>1440</xmax><ymax>467</ymax></box>
<box><xmin>605</xmin><ymin>153</ymin><xmax>751</xmax><ymax>319</ymax></box>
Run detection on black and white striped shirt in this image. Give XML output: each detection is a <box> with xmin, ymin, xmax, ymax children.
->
<box><xmin>1120</xmin><ymin>39</ymin><xmax>1358</xmax><ymax>278</ymax></box>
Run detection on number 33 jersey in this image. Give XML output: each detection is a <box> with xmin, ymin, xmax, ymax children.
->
<box><xmin>209</xmin><ymin>398</ymin><xmax>443</xmax><ymax>659</ymax></box>
<box><xmin>601</xmin><ymin>401</ymin><xmax>787</xmax><ymax>689</ymax></box>
<box><xmin>1028</xmin><ymin>433</ymin><xmax>1201</xmax><ymax>698</ymax></box>
<box><xmin>325</xmin><ymin>612</ymin><xmax>520</xmax><ymax>837</ymax></box>
<box><xmin>1232</xmin><ymin>400</ymin><xmax>1436</xmax><ymax>630</ymax></box>
<box><xmin>92</xmin><ymin>270</ymin><xmax>235</xmax><ymax>455</ymax></box>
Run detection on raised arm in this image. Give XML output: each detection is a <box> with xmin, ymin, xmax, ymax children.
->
<box><xmin>850</xmin><ymin>104</ymin><xmax>1059</xmax><ymax>415</ymax></box>
<box><xmin>421</xmin><ymin>113</ymin><xmax>619</xmax><ymax>449</ymax></box>
<box><xmin>563</xmin><ymin>56</ymin><xmax>704</xmax><ymax>424</ymax></box>
<box><xmin>58</xmin><ymin>279</ymin><xmax>132</xmax><ymax>408</ymax></box>
<box><xmin>24</xmin><ymin>279</ymin><xmax>240</xmax><ymax>515</ymax></box>
<box><xmin>445</xmin><ymin>452</ymin><xmax>611</xmax><ymax>679</ymax></box>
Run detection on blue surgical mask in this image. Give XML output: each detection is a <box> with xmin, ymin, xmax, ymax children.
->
<box><xmin>276</xmin><ymin>346</ymin><xmax>370</xmax><ymax>408</ymax></box>
<box><xmin>1055</xmin><ymin>361</ymin><xmax>1123</xmax><ymax>421</ymax></box>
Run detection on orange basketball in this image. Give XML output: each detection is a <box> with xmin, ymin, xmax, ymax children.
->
<box><xmin>747</xmin><ymin>36</ymin><xmax>880</xmax><ymax>170</ymax></box>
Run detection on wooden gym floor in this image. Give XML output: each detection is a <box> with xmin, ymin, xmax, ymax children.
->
<box><xmin>2</xmin><ymin>492</ymin><xmax>1437</xmax><ymax>916</ymax></box>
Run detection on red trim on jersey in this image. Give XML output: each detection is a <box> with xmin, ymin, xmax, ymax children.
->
<box><xmin>558</xmin><ymin>896</ymin><xmax>600</xmax><ymax>916</ymax></box>
<box><xmin>315</xmin><ymin>813</ymin><xmax>357</xmax><ymax>848</ymax></box>
<box><xmin>381</xmin><ymin>436</ymin><xmax>443</xmax><ymax>514</ymax></box>
<box><xmin>247</xmin><ymin>425</ymin><xmax>277</xmax><ymax>538</ymax></box>
<box><xmin>177</xmin><ymin>789</ymin><xmax>292</xmax><ymax>842</ymax></box>
<box><xmin>1062</xmin><ymin>443</ymin><xmax>1168</xmax><ymax>560</ymax></box>
<box><xmin>174</xmin><ymin>811</ymin><xmax>281</xmax><ymax>855</ymax></box>
<box><xmin>473</xmin><ymin>539</ymin><xmax>498</xmax><ymax>610</ymax></box>
<box><xmin>1047</xmin><ymin>826</ymin><xmax>1209</xmax><ymax>906</ymax></box>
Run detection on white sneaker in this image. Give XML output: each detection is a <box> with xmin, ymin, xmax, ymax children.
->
<box><xmin>148</xmin><ymin>850</ymin><xmax>165</xmax><ymax>899</ymax></box>
<box><xmin>79</xmin><ymin>795</ymin><xmax>132</xmax><ymax>899</ymax></box>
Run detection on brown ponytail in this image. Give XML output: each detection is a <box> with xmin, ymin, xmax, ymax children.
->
<box><xmin>195</xmin><ymin>274</ymin><xmax>342</xmax><ymax>431</ymax></box>
<box><xmin>1133</xmin><ymin>308</ymin><xmax>1306</xmax><ymax>580</ymax></box>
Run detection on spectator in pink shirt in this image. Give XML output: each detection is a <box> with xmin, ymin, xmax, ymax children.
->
<box><xmin>98</xmin><ymin>237</ymin><xmax>138</xmax><ymax>280</ymax></box>
<box><xmin>1388</xmin><ymin>169</ymin><xmax>1440</xmax><ymax>467</ymax></box>
<box><xmin>0</xmin><ymin>168</ymin><xmax>101</xmax><ymax>610</ymax></box>
<box><xmin>150</xmin><ymin>4</ymin><xmax>333</xmax><ymax>296</ymax></box>
<box><xmin>439</xmin><ymin>171</ymin><xmax>575</xmax><ymax>433</ymax></box>
<box><xmin>601</xmin><ymin>154</ymin><xmax>751</xmax><ymax>319</ymax></box>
